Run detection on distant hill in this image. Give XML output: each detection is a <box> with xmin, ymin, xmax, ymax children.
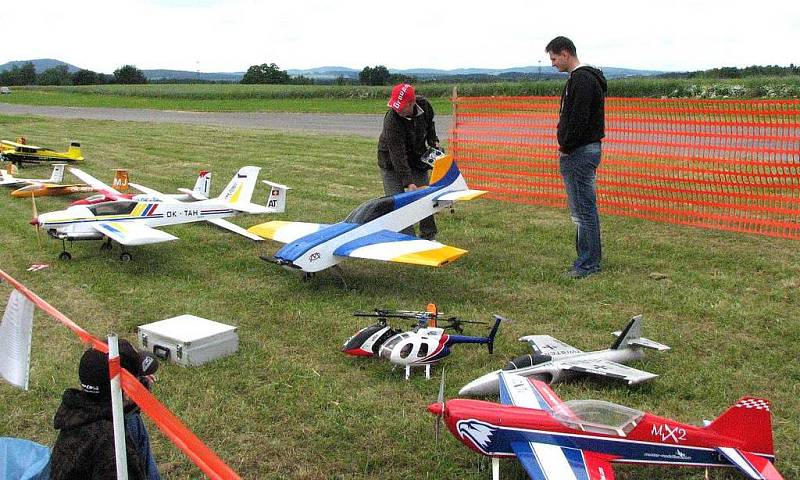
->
<box><xmin>1</xmin><ymin>59</ymin><xmax>665</xmax><ymax>82</ymax></box>
<box><xmin>0</xmin><ymin>59</ymin><xmax>81</xmax><ymax>73</ymax></box>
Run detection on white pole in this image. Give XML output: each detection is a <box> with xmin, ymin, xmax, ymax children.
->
<box><xmin>108</xmin><ymin>334</ymin><xmax>129</xmax><ymax>480</ymax></box>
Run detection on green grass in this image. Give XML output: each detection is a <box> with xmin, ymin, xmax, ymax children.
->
<box><xmin>0</xmin><ymin>113</ymin><xmax>798</xmax><ymax>479</ymax></box>
<box><xmin>3</xmin><ymin>76</ymin><xmax>798</xmax><ymax>115</ymax></box>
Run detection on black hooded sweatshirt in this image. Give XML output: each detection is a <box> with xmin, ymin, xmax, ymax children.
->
<box><xmin>557</xmin><ymin>66</ymin><xmax>608</xmax><ymax>154</ymax></box>
<box><xmin>50</xmin><ymin>388</ymin><xmax>146</xmax><ymax>480</ymax></box>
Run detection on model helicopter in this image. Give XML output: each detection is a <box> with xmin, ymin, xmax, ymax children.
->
<box><xmin>0</xmin><ymin>138</ymin><xmax>83</xmax><ymax>166</ymax></box>
<box><xmin>459</xmin><ymin>315</ymin><xmax>669</xmax><ymax>396</ymax></box>
<box><xmin>430</xmin><ymin>371</ymin><xmax>783</xmax><ymax>480</ymax></box>
<box><xmin>342</xmin><ymin>304</ymin><xmax>504</xmax><ymax>380</ymax></box>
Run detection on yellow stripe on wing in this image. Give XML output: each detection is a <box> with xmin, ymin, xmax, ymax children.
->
<box><xmin>391</xmin><ymin>245</ymin><xmax>467</xmax><ymax>267</ymax></box>
<box><xmin>247</xmin><ymin>221</ymin><xmax>290</xmax><ymax>240</ymax></box>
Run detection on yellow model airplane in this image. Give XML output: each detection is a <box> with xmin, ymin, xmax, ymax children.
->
<box><xmin>0</xmin><ymin>137</ymin><xmax>84</xmax><ymax>166</ymax></box>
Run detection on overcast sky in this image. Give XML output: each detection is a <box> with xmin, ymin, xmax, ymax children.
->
<box><xmin>4</xmin><ymin>0</ymin><xmax>798</xmax><ymax>74</ymax></box>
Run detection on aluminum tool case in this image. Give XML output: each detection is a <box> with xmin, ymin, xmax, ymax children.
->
<box><xmin>137</xmin><ymin>315</ymin><xmax>238</xmax><ymax>367</ymax></box>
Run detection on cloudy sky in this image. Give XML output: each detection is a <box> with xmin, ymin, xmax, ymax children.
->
<box><xmin>4</xmin><ymin>0</ymin><xmax>798</xmax><ymax>74</ymax></box>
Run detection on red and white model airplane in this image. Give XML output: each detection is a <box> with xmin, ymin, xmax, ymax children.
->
<box><xmin>429</xmin><ymin>371</ymin><xmax>783</xmax><ymax>479</ymax></box>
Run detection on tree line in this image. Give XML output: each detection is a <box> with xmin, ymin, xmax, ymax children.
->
<box><xmin>0</xmin><ymin>62</ymin><xmax>148</xmax><ymax>86</ymax></box>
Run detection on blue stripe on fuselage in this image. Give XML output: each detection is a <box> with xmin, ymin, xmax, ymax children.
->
<box><xmin>334</xmin><ymin>230</ymin><xmax>417</xmax><ymax>256</ymax></box>
<box><xmin>276</xmin><ymin>222</ymin><xmax>360</xmax><ymax>262</ymax></box>
<box><xmin>393</xmin><ymin>161</ymin><xmax>459</xmax><ymax>209</ymax></box>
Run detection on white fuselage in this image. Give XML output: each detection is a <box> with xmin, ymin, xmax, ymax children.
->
<box><xmin>459</xmin><ymin>348</ymin><xmax>646</xmax><ymax>396</ymax></box>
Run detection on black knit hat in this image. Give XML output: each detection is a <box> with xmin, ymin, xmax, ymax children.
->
<box><xmin>78</xmin><ymin>339</ymin><xmax>155</xmax><ymax>398</ymax></box>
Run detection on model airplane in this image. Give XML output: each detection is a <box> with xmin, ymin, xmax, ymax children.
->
<box><xmin>0</xmin><ymin>138</ymin><xmax>83</xmax><ymax>166</ymax></box>
<box><xmin>71</xmin><ymin>168</ymin><xmax>263</xmax><ymax>241</ymax></box>
<box><xmin>247</xmin><ymin>153</ymin><xmax>486</xmax><ymax>277</ymax></box>
<box><xmin>430</xmin><ymin>371</ymin><xmax>784</xmax><ymax>480</ymax></box>
<box><xmin>1</xmin><ymin>163</ymin><xmax>67</xmax><ymax>188</ymax></box>
<box><xmin>342</xmin><ymin>304</ymin><xmax>504</xmax><ymax>379</ymax></box>
<box><xmin>70</xmin><ymin>168</ymin><xmax>206</xmax><ymax>205</ymax></box>
<box><xmin>30</xmin><ymin>166</ymin><xmax>288</xmax><ymax>261</ymax></box>
<box><xmin>8</xmin><ymin>168</ymin><xmax>129</xmax><ymax>199</ymax></box>
<box><xmin>459</xmin><ymin>315</ymin><xmax>669</xmax><ymax>396</ymax></box>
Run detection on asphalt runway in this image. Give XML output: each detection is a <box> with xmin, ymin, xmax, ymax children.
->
<box><xmin>0</xmin><ymin>103</ymin><xmax>453</xmax><ymax>139</ymax></box>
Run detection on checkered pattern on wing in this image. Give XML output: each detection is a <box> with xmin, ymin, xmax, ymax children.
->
<box><xmin>735</xmin><ymin>398</ymin><xmax>770</xmax><ymax>411</ymax></box>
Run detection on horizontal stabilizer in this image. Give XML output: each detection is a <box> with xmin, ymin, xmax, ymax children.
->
<box><xmin>560</xmin><ymin>358</ymin><xmax>658</xmax><ymax>385</ymax></box>
<box><xmin>226</xmin><ymin>202</ymin><xmax>270</xmax><ymax>214</ymax></box>
<box><xmin>717</xmin><ymin>447</ymin><xmax>783</xmax><ymax>480</ymax></box>
<box><xmin>334</xmin><ymin>230</ymin><xmax>466</xmax><ymax>267</ymax></box>
<box><xmin>206</xmin><ymin>218</ymin><xmax>262</xmax><ymax>241</ymax></box>
<box><xmin>519</xmin><ymin>335</ymin><xmax>583</xmax><ymax>356</ymax></box>
<box><xmin>177</xmin><ymin>188</ymin><xmax>208</xmax><ymax>200</ymax></box>
<box><xmin>433</xmin><ymin>189</ymin><xmax>487</xmax><ymax>202</ymax></box>
<box><xmin>129</xmin><ymin>183</ymin><xmax>167</xmax><ymax>201</ymax></box>
<box><xmin>247</xmin><ymin>221</ymin><xmax>328</xmax><ymax>243</ymax></box>
<box><xmin>626</xmin><ymin>337</ymin><xmax>670</xmax><ymax>351</ymax></box>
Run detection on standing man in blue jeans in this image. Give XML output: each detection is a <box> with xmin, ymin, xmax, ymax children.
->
<box><xmin>546</xmin><ymin>36</ymin><xmax>608</xmax><ymax>278</ymax></box>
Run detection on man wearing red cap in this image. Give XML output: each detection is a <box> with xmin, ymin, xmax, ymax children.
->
<box><xmin>378</xmin><ymin>83</ymin><xmax>441</xmax><ymax>239</ymax></box>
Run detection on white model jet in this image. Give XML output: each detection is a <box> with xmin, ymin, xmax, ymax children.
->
<box><xmin>459</xmin><ymin>315</ymin><xmax>669</xmax><ymax>396</ymax></box>
<box><xmin>1</xmin><ymin>163</ymin><xmax>66</xmax><ymax>188</ymax></box>
<box><xmin>31</xmin><ymin>166</ymin><xmax>288</xmax><ymax>261</ymax></box>
<box><xmin>247</xmin><ymin>154</ymin><xmax>485</xmax><ymax>275</ymax></box>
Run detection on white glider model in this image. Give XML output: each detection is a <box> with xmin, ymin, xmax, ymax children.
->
<box><xmin>31</xmin><ymin>166</ymin><xmax>288</xmax><ymax>261</ymax></box>
<box><xmin>459</xmin><ymin>315</ymin><xmax>670</xmax><ymax>396</ymax></box>
<box><xmin>247</xmin><ymin>154</ymin><xmax>485</xmax><ymax>275</ymax></box>
<box><xmin>1</xmin><ymin>163</ymin><xmax>66</xmax><ymax>188</ymax></box>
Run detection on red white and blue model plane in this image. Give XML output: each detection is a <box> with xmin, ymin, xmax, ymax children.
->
<box><xmin>430</xmin><ymin>371</ymin><xmax>783</xmax><ymax>479</ymax></box>
<box><xmin>342</xmin><ymin>305</ymin><xmax>504</xmax><ymax>380</ymax></box>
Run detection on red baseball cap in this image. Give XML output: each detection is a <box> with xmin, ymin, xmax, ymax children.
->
<box><xmin>388</xmin><ymin>83</ymin><xmax>415</xmax><ymax>112</ymax></box>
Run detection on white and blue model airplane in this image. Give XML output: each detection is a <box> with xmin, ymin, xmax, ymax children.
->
<box><xmin>247</xmin><ymin>154</ymin><xmax>486</xmax><ymax>274</ymax></box>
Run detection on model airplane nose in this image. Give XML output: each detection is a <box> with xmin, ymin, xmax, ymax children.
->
<box><xmin>30</xmin><ymin>217</ymin><xmax>39</xmax><ymax>226</ymax></box>
<box><xmin>427</xmin><ymin>402</ymin><xmax>444</xmax><ymax>416</ymax></box>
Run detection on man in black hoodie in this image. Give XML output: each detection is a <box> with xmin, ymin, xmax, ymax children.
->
<box><xmin>50</xmin><ymin>344</ymin><xmax>147</xmax><ymax>480</ymax></box>
<box><xmin>546</xmin><ymin>36</ymin><xmax>608</xmax><ymax>278</ymax></box>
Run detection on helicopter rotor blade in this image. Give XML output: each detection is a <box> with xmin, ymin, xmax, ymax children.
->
<box><xmin>31</xmin><ymin>192</ymin><xmax>41</xmax><ymax>246</ymax></box>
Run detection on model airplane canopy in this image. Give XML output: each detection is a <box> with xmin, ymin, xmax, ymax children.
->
<box><xmin>432</xmin><ymin>372</ymin><xmax>783</xmax><ymax>480</ymax></box>
<box><xmin>248</xmin><ymin>154</ymin><xmax>486</xmax><ymax>273</ymax></box>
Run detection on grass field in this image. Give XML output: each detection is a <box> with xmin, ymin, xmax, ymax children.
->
<box><xmin>0</xmin><ymin>113</ymin><xmax>799</xmax><ymax>479</ymax></box>
<box><xmin>3</xmin><ymin>76</ymin><xmax>798</xmax><ymax>114</ymax></box>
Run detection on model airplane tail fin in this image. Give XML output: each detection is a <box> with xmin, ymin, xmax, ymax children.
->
<box><xmin>262</xmin><ymin>180</ymin><xmax>290</xmax><ymax>213</ymax></box>
<box><xmin>193</xmin><ymin>170</ymin><xmax>211</xmax><ymax>197</ymax></box>
<box><xmin>48</xmin><ymin>164</ymin><xmax>66</xmax><ymax>183</ymax></box>
<box><xmin>610</xmin><ymin>314</ymin><xmax>670</xmax><ymax>351</ymax></box>
<box><xmin>217</xmin><ymin>166</ymin><xmax>260</xmax><ymax>204</ymax></box>
<box><xmin>66</xmin><ymin>142</ymin><xmax>83</xmax><ymax>161</ymax></box>
<box><xmin>486</xmin><ymin>315</ymin><xmax>504</xmax><ymax>354</ymax></box>
<box><xmin>112</xmin><ymin>169</ymin><xmax>129</xmax><ymax>192</ymax></box>
<box><xmin>706</xmin><ymin>397</ymin><xmax>774</xmax><ymax>456</ymax></box>
<box><xmin>429</xmin><ymin>154</ymin><xmax>467</xmax><ymax>189</ymax></box>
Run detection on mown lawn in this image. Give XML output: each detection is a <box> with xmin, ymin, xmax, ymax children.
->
<box><xmin>0</xmin><ymin>113</ymin><xmax>798</xmax><ymax>479</ymax></box>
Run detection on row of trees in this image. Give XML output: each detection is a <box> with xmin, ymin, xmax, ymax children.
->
<box><xmin>239</xmin><ymin>63</ymin><xmax>415</xmax><ymax>86</ymax></box>
<box><xmin>0</xmin><ymin>62</ymin><xmax>148</xmax><ymax>86</ymax></box>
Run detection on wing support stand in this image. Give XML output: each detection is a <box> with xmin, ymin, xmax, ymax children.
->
<box><xmin>492</xmin><ymin>457</ymin><xmax>499</xmax><ymax>480</ymax></box>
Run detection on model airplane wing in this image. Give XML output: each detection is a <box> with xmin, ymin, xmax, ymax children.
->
<box><xmin>206</xmin><ymin>218</ymin><xmax>263</xmax><ymax>241</ymax></box>
<box><xmin>717</xmin><ymin>448</ymin><xmax>784</xmax><ymax>480</ymax></box>
<box><xmin>92</xmin><ymin>221</ymin><xmax>179</xmax><ymax>246</ymax></box>
<box><xmin>129</xmin><ymin>182</ymin><xmax>168</xmax><ymax>201</ymax></box>
<box><xmin>247</xmin><ymin>221</ymin><xmax>330</xmax><ymax>243</ymax></box>
<box><xmin>497</xmin><ymin>371</ymin><xmax>564</xmax><ymax>412</ymax></box>
<box><xmin>511</xmin><ymin>441</ymin><xmax>616</xmax><ymax>480</ymax></box>
<box><xmin>70</xmin><ymin>168</ymin><xmax>120</xmax><ymax>195</ymax></box>
<box><xmin>334</xmin><ymin>229</ymin><xmax>467</xmax><ymax>267</ymax></box>
<box><xmin>519</xmin><ymin>335</ymin><xmax>583</xmax><ymax>356</ymax></box>
<box><xmin>558</xmin><ymin>358</ymin><xmax>659</xmax><ymax>385</ymax></box>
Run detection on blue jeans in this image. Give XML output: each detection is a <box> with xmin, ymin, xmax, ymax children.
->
<box><xmin>559</xmin><ymin>142</ymin><xmax>602</xmax><ymax>273</ymax></box>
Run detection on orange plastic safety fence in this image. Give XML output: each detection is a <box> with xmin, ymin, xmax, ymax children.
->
<box><xmin>451</xmin><ymin>96</ymin><xmax>800</xmax><ymax>239</ymax></box>
<box><xmin>0</xmin><ymin>269</ymin><xmax>241</xmax><ymax>480</ymax></box>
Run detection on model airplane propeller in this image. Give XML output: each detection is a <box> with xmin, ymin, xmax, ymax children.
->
<box><xmin>342</xmin><ymin>304</ymin><xmax>505</xmax><ymax>379</ymax></box>
<box><xmin>459</xmin><ymin>315</ymin><xmax>669</xmax><ymax>396</ymax></box>
<box><xmin>430</xmin><ymin>371</ymin><xmax>784</xmax><ymax>480</ymax></box>
<box><xmin>29</xmin><ymin>166</ymin><xmax>289</xmax><ymax>261</ymax></box>
<box><xmin>248</xmin><ymin>153</ymin><xmax>486</xmax><ymax>278</ymax></box>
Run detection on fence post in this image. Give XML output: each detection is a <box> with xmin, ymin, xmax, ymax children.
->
<box><xmin>108</xmin><ymin>333</ymin><xmax>129</xmax><ymax>480</ymax></box>
<box><xmin>450</xmin><ymin>86</ymin><xmax>458</xmax><ymax>156</ymax></box>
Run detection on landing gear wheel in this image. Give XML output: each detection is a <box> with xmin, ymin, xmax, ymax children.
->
<box><xmin>59</xmin><ymin>251</ymin><xmax>72</xmax><ymax>261</ymax></box>
<box><xmin>120</xmin><ymin>252</ymin><xmax>132</xmax><ymax>262</ymax></box>
<box><xmin>100</xmin><ymin>242</ymin><xmax>112</xmax><ymax>251</ymax></box>
<box><xmin>301</xmin><ymin>272</ymin><xmax>314</xmax><ymax>282</ymax></box>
